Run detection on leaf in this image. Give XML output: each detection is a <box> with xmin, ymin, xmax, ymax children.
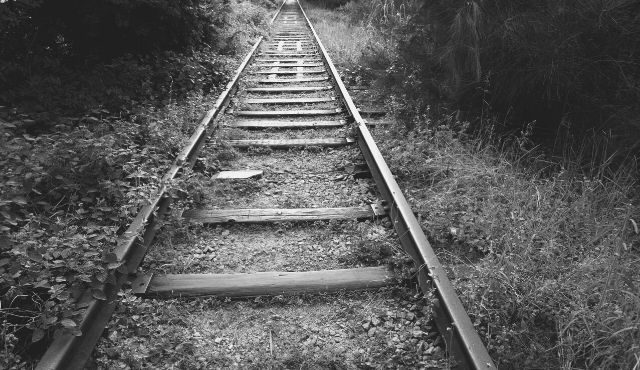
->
<box><xmin>0</xmin><ymin>236</ymin><xmax>12</xmax><ymax>250</ymax></box>
<box><xmin>92</xmin><ymin>289</ymin><xmax>107</xmax><ymax>301</ymax></box>
<box><xmin>34</xmin><ymin>280</ymin><xmax>51</xmax><ymax>289</ymax></box>
<box><xmin>32</xmin><ymin>328</ymin><xmax>45</xmax><ymax>342</ymax></box>
<box><xmin>11</xmin><ymin>195</ymin><xmax>27</xmax><ymax>205</ymax></box>
<box><xmin>60</xmin><ymin>319</ymin><xmax>77</xmax><ymax>328</ymax></box>
<box><xmin>102</xmin><ymin>252</ymin><xmax>118</xmax><ymax>263</ymax></box>
<box><xmin>107</xmin><ymin>260</ymin><xmax>124</xmax><ymax>270</ymax></box>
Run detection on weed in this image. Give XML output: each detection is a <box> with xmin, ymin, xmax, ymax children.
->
<box><xmin>377</xmin><ymin>121</ymin><xmax>640</xmax><ymax>368</ymax></box>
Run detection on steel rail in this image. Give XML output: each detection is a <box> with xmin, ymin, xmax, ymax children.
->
<box><xmin>296</xmin><ymin>0</ymin><xmax>496</xmax><ymax>368</ymax></box>
<box><xmin>35</xmin><ymin>2</ymin><xmax>286</xmax><ymax>369</ymax></box>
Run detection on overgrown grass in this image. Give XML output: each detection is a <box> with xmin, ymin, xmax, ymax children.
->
<box><xmin>306</xmin><ymin>1</ymin><xmax>640</xmax><ymax>368</ymax></box>
<box><xmin>377</xmin><ymin>120</ymin><xmax>640</xmax><ymax>369</ymax></box>
<box><xmin>304</xmin><ymin>1</ymin><xmax>396</xmax><ymax>81</ymax></box>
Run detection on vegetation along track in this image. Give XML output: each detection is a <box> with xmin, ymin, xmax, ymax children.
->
<box><xmin>37</xmin><ymin>0</ymin><xmax>495</xmax><ymax>368</ymax></box>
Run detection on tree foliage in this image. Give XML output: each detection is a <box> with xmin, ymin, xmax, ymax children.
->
<box><xmin>0</xmin><ymin>0</ymin><xmax>228</xmax><ymax>58</ymax></box>
<box><xmin>404</xmin><ymin>0</ymin><xmax>640</xmax><ymax>144</ymax></box>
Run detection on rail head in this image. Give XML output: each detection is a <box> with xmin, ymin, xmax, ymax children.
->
<box><xmin>34</xmin><ymin>2</ymin><xmax>287</xmax><ymax>369</ymax></box>
<box><xmin>295</xmin><ymin>1</ymin><xmax>496</xmax><ymax>368</ymax></box>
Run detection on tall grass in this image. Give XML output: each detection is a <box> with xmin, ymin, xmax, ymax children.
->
<box><xmin>307</xmin><ymin>0</ymin><xmax>640</xmax><ymax>368</ymax></box>
<box><xmin>304</xmin><ymin>2</ymin><xmax>396</xmax><ymax>73</ymax></box>
<box><xmin>379</xmin><ymin>120</ymin><xmax>640</xmax><ymax>369</ymax></box>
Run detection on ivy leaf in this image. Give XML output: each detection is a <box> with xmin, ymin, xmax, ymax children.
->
<box><xmin>102</xmin><ymin>252</ymin><xmax>118</xmax><ymax>264</ymax></box>
<box><xmin>11</xmin><ymin>195</ymin><xmax>27</xmax><ymax>205</ymax></box>
<box><xmin>27</xmin><ymin>248</ymin><xmax>43</xmax><ymax>262</ymax></box>
<box><xmin>32</xmin><ymin>328</ymin><xmax>45</xmax><ymax>342</ymax></box>
<box><xmin>107</xmin><ymin>260</ymin><xmax>124</xmax><ymax>270</ymax></box>
<box><xmin>60</xmin><ymin>319</ymin><xmax>77</xmax><ymax>328</ymax></box>
<box><xmin>92</xmin><ymin>289</ymin><xmax>107</xmax><ymax>301</ymax></box>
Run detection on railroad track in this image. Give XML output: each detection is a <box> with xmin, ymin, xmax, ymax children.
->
<box><xmin>36</xmin><ymin>1</ymin><xmax>495</xmax><ymax>368</ymax></box>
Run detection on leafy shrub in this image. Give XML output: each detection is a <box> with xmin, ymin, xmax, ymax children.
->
<box><xmin>0</xmin><ymin>0</ymin><xmax>277</xmax><ymax>365</ymax></box>
<box><xmin>0</xmin><ymin>93</ymin><xmax>218</xmax><ymax>365</ymax></box>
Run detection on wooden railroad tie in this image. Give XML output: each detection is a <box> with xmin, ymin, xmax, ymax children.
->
<box><xmin>252</xmin><ymin>62</ymin><xmax>324</xmax><ymax>68</ymax></box>
<box><xmin>234</xmin><ymin>108</ymin><xmax>342</xmax><ymax>117</ymax></box>
<box><xmin>131</xmin><ymin>266</ymin><xmax>394</xmax><ymax>298</ymax></box>
<box><xmin>182</xmin><ymin>202</ymin><xmax>386</xmax><ymax>224</ymax></box>
<box><xmin>227</xmin><ymin>119</ymin><xmax>346</xmax><ymax>129</ymax></box>
<box><xmin>260</xmin><ymin>52</ymin><xmax>317</xmax><ymax>56</ymax></box>
<box><xmin>241</xmin><ymin>96</ymin><xmax>335</xmax><ymax>104</ymax></box>
<box><xmin>251</xmin><ymin>70</ymin><xmax>325</xmax><ymax>75</ymax></box>
<box><xmin>254</xmin><ymin>76</ymin><xmax>329</xmax><ymax>83</ymax></box>
<box><xmin>245</xmin><ymin>86</ymin><xmax>332</xmax><ymax>93</ymax></box>
<box><xmin>226</xmin><ymin>137</ymin><xmax>355</xmax><ymax>148</ymax></box>
<box><xmin>254</xmin><ymin>58</ymin><xmax>322</xmax><ymax>63</ymax></box>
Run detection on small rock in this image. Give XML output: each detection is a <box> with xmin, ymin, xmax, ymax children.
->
<box><xmin>104</xmin><ymin>348</ymin><xmax>119</xmax><ymax>359</ymax></box>
<box><xmin>371</xmin><ymin>317</ymin><xmax>381</xmax><ymax>326</ymax></box>
<box><xmin>362</xmin><ymin>322</ymin><xmax>370</xmax><ymax>330</ymax></box>
<box><xmin>221</xmin><ymin>230</ymin><xmax>230</xmax><ymax>237</ymax></box>
<box><xmin>367</xmin><ymin>328</ymin><xmax>376</xmax><ymax>337</ymax></box>
<box><xmin>386</xmin><ymin>311</ymin><xmax>395</xmax><ymax>318</ymax></box>
<box><xmin>214</xmin><ymin>337</ymin><xmax>223</xmax><ymax>344</ymax></box>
